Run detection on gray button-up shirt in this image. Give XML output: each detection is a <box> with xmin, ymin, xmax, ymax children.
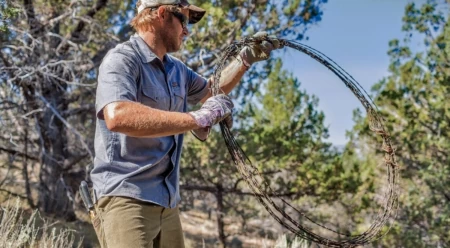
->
<box><xmin>91</xmin><ymin>34</ymin><xmax>208</xmax><ymax>208</ymax></box>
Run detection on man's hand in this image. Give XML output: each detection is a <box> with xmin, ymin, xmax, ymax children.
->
<box><xmin>189</xmin><ymin>94</ymin><xmax>234</xmax><ymax>128</ymax></box>
<box><xmin>191</xmin><ymin>113</ymin><xmax>233</xmax><ymax>142</ymax></box>
<box><xmin>239</xmin><ymin>31</ymin><xmax>283</xmax><ymax>66</ymax></box>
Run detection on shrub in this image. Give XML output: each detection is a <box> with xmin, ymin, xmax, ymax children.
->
<box><xmin>0</xmin><ymin>198</ymin><xmax>83</xmax><ymax>248</ymax></box>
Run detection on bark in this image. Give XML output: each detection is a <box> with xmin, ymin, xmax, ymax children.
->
<box><xmin>16</xmin><ymin>0</ymin><xmax>108</xmax><ymax>220</ymax></box>
<box><xmin>22</xmin><ymin>128</ymin><xmax>35</xmax><ymax>208</ymax></box>
<box><xmin>36</xmin><ymin>81</ymin><xmax>76</xmax><ymax>220</ymax></box>
<box><xmin>216</xmin><ymin>183</ymin><xmax>227</xmax><ymax>248</ymax></box>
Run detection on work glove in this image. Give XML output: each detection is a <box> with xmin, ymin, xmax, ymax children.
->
<box><xmin>189</xmin><ymin>94</ymin><xmax>234</xmax><ymax>129</ymax></box>
<box><xmin>239</xmin><ymin>31</ymin><xmax>283</xmax><ymax>66</ymax></box>
<box><xmin>191</xmin><ymin>115</ymin><xmax>233</xmax><ymax>142</ymax></box>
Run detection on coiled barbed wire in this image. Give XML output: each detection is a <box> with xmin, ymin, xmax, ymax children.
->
<box><xmin>211</xmin><ymin>36</ymin><xmax>399</xmax><ymax>247</ymax></box>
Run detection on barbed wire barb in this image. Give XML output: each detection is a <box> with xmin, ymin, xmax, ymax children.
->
<box><xmin>212</xmin><ymin>36</ymin><xmax>399</xmax><ymax>248</ymax></box>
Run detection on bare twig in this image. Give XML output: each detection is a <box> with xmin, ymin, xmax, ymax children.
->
<box><xmin>35</xmin><ymin>93</ymin><xmax>93</xmax><ymax>163</ymax></box>
<box><xmin>0</xmin><ymin>189</ymin><xmax>27</xmax><ymax>199</ymax></box>
<box><xmin>0</xmin><ymin>163</ymin><xmax>12</xmax><ymax>188</ymax></box>
<box><xmin>0</xmin><ymin>146</ymin><xmax>39</xmax><ymax>161</ymax></box>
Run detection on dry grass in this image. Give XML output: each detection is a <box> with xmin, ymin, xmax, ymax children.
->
<box><xmin>0</xmin><ymin>197</ymin><xmax>311</xmax><ymax>248</ymax></box>
<box><xmin>0</xmin><ymin>198</ymin><xmax>83</xmax><ymax>248</ymax></box>
<box><xmin>273</xmin><ymin>234</ymin><xmax>311</xmax><ymax>248</ymax></box>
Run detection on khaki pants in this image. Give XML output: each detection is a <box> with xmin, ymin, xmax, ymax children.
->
<box><xmin>92</xmin><ymin>196</ymin><xmax>185</xmax><ymax>248</ymax></box>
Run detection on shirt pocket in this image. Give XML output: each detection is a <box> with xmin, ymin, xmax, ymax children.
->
<box><xmin>141</xmin><ymin>86</ymin><xmax>169</xmax><ymax>111</ymax></box>
<box><xmin>172</xmin><ymin>84</ymin><xmax>185</xmax><ymax>111</ymax></box>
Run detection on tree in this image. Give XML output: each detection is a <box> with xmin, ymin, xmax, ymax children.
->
<box><xmin>181</xmin><ymin>59</ymin><xmax>376</xmax><ymax>246</ymax></box>
<box><xmin>0</xmin><ymin>0</ymin><xmax>328</xmax><ymax>221</ymax></box>
<box><xmin>240</xmin><ymin>59</ymin><xmax>379</xmax><ymax>238</ymax></box>
<box><xmin>0</xmin><ymin>0</ymin><xmax>134</xmax><ymax>220</ymax></box>
<box><xmin>180</xmin><ymin>0</ymin><xmax>328</xmax><ymax>93</ymax></box>
<box><xmin>350</xmin><ymin>0</ymin><xmax>450</xmax><ymax>246</ymax></box>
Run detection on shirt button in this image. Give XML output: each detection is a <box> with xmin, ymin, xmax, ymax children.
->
<box><xmin>171</xmin><ymin>82</ymin><xmax>178</xmax><ymax>87</ymax></box>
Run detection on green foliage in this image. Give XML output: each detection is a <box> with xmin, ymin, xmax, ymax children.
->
<box><xmin>182</xmin><ymin>56</ymin><xmax>379</xmax><ymax>242</ymax></box>
<box><xmin>180</xmin><ymin>0</ymin><xmax>327</xmax><ymax>94</ymax></box>
<box><xmin>239</xmin><ymin>59</ymin><xmax>373</xmax><ymax>204</ymax></box>
<box><xmin>176</xmin><ymin>1</ymin><xmax>338</xmax><ymax>244</ymax></box>
<box><xmin>0</xmin><ymin>0</ymin><xmax>19</xmax><ymax>33</ymax></box>
<box><xmin>351</xmin><ymin>0</ymin><xmax>450</xmax><ymax>246</ymax></box>
<box><xmin>1</xmin><ymin>0</ymin><xmax>399</xmax><ymax>245</ymax></box>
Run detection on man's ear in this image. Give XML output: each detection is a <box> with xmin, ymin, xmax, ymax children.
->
<box><xmin>157</xmin><ymin>6</ymin><xmax>167</xmax><ymax>21</ymax></box>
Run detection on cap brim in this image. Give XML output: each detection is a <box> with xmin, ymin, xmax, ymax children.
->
<box><xmin>187</xmin><ymin>4</ymin><xmax>205</xmax><ymax>24</ymax></box>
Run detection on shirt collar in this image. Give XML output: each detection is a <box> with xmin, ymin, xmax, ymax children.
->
<box><xmin>130</xmin><ymin>34</ymin><xmax>158</xmax><ymax>64</ymax></box>
<box><xmin>163</xmin><ymin>53</ymin><xmax>175</xmax><ymax>67</ymax></box>
<box><xmin>130</xmin><ymin>34</ymin><xmax>175</xmax><ymax>67</ymax></box>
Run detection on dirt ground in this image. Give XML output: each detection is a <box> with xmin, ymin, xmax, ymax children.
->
<box><xmin>73</xmin><ymin>208</ymin><xmax>278</xmax><ymax>248</ymax></box>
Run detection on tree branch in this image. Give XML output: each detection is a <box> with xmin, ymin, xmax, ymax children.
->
<box><xmin>0</xmin><ymin>146</ymin><xmax>39</xmax><ymax>161</ymax></box>
<box><xmin>23</xmin><ymin>0</ymin><xmax>42</xmax><ymax>35</ymax></box>
<box><xmin>35</xmin><ymin>93</ymin><xmax>94</xmax><ymax>162</ymax></box>
<box><xmin>62</xmin><ymin>104</ymin><xmax>95</xmax><ymax>118</ymax></box>
<box><xmin>181</xmin><ymin>184</ymin><xmax>296</xmax><ymax>197</ymax></box>
<box><xmin>63</xmin><ymin>153</ymin><xmax>89</xmax><ymax>170</ymax></box>
<box><xmin>69</xmin><ymin>0</ymin><xmax>108</xmax><ymax>43</ymax></box>
<box><xmin>441</xmin><ymin>190</ymin><xmax>450</xmax><ymax>203</ymax></box>
<box><xmin>0</xmin><ymin>188</ymin><xmax>27</xmax><ymax>200</ymax></box>
<box><xmin>0</xmin><ymin>162</ymin><xmax>11</xmax><ymax>188</ymax></box>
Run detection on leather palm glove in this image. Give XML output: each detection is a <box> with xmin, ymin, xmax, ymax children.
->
<box><xmin>189</xmin><ymin>94</ymin><xmax>234</xmax><ymax>141</ymax></box>
<box><xmin>239</xmin><ymin>31</ymin><xmax>283</xmax><ymax>67</ymax></box>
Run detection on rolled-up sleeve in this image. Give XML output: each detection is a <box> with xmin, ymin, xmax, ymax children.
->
<box><xmin>95</xmin><ymin>50</ymin><xmax>140</xmax><ymax>119</ymax></box>
<box><xmin>185</xmin><ymin>66</ymin><xmax>208</xmax><ymax>105</ymax></box>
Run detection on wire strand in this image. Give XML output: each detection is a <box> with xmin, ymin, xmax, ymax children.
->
<box><xmin>212</xmin><ymin>36</ymin><xmax>399</xmax><ymax>247</ymax></box>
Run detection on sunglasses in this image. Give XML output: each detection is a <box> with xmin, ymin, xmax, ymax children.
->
<box><xmin>170</xmin><ymin>11</ymin><xmax>189</xmax><ymax>30</ymax></box>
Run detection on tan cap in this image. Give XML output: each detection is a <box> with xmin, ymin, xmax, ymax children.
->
<box><xmin>137</xmin><ymin>0</ymin><xmax>206</xmax><ymax>24</ymax></box>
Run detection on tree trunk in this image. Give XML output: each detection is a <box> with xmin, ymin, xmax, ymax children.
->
<box><xmin>22</xmin><ymin>128</ymin><xmax>34</xmax><ymax>208</ymax></box>
<box><xmin>216</xmin><ymin>184</ymin><xmax>227</xmax><ymax>248</ymax></box>
<box><xmin>36</xmin><ymin>84</ymin><xmax>76</xmax><ymax>221</ymax></box>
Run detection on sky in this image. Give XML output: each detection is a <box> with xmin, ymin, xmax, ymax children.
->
<box><xmin>280</xmin><ymin>0</ymin><xmax>427</xmax><ymax>146</ymax></box>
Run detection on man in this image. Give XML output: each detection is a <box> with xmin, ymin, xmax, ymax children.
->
<box><xmin>90</xmin><ymin>0</ymin><xmax>282</xmax><ymax>247</ymax></box>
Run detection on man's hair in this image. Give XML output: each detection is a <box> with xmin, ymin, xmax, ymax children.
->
<box><xmin>130</xmin><ymin>1</ymin><xmax>182</xmax><ymax>32</ymax></box>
